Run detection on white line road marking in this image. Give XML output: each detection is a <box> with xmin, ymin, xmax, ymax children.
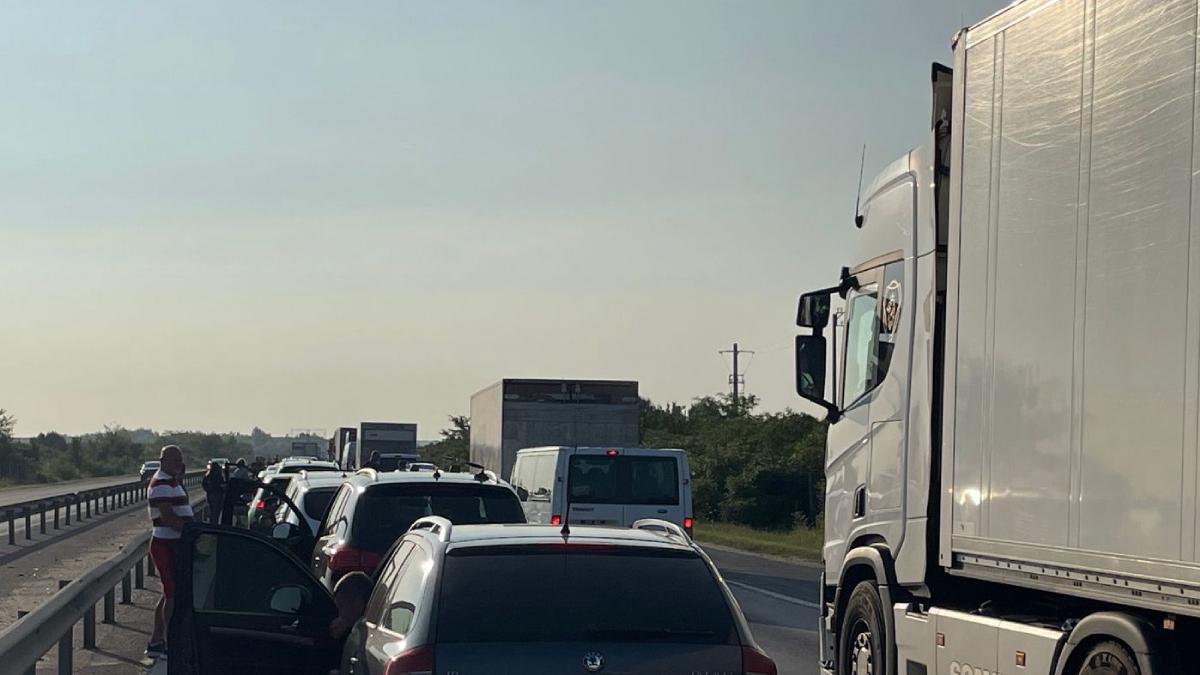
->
<box><xmin>726</xmin><ymin>580</ymin><xmax>820</xmax><ymax>608</ymax></box>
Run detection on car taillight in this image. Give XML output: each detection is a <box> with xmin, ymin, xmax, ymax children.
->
<box><xmin>254</xmin><ymin>500</ymin><xmax>265</xmax><ymax>510</ymax></box>
<box><xmin>684</xmin><ymin>517</ymin><xmax>694</xmax><ymax>535</ymax></box>
<box><xmin>326</xmin><ymin>546</ymin><xmax>384</xmax><ymax>575</ymax></box>
<box><xmin>742</xmin><ymin>645</ymin><xmax>777</xmax><ymax>675</ymax></box>
<box><xmin>550</xmin><ymin>515</ymin><xmax>561</xmax><ymax>525</ymax></box>
<box><xmin>383</xmin><ymin>644</ymin><xmax>434</xmax><ymax>675</ymax></box>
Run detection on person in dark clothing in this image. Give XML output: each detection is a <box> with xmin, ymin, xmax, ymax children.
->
<box><xmin>201</xmin><ymin>462</ymin><xmax>227</xmax><ymax>525</ymax></box>
<box><xmin>363</xmin><ymin>450</ymin><xmax>383</xmax><ymax>470</ymax></box>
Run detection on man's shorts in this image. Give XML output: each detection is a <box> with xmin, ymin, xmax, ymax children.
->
<box><xmin>149</xmin><ymin>537</ymin><xmax>177</xmax><ymax>598</ymax></box>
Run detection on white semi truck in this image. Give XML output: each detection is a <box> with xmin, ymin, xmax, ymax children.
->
<box><xmin>795</xmin><ymin>1</ymin><xmax>1200</xmax><ymax>673</ymax></box>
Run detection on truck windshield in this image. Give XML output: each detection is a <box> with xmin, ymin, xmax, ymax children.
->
<box><xmin>567</xmin><ymin>455</ymin><xmax>679</xmax><ymax>505</ymax></box>
<box><xmin>437</xmin><ymin>546</ymin><xmax>736</xmax><ymax>644</ymax></box>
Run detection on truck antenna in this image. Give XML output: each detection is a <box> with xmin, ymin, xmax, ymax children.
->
<box><xmin>854</xmin><ymin>144</ymin><xmax>867</xmax><ymax>228</ymax></box>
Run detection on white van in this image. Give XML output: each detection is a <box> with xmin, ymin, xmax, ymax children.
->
<box><xmin>510</xmin><ymin>446</ymin><xmax>693</xmax><ymax>535</ymax></box>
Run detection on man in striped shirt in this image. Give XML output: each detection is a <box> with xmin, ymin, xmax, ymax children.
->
<box><xmin>145</xmin><ymin>445</ymin><xmax>193</xmax><ymax>658</ymax></box>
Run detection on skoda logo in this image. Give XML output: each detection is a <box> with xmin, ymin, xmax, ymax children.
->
<box><xmin>583</xmin><ymin>651</ymin><xmax>605</xmax><ymax>672</ymax></box>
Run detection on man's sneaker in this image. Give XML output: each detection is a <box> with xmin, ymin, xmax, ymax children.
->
<box><xmin>145</xmin><ymin>641</ymin><xmax>165</xmax><ymax>657</ymax></box>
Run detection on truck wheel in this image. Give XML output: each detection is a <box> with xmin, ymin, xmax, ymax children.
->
<box><xmin>839</xmin><ymin>581</ymin><xmax>886</xmax><ymax>675</ymax></box>
<box><xmin>1075</xmin><ymin>641</ymin><xmax>1139</xmax><ymax>675</ymax></box>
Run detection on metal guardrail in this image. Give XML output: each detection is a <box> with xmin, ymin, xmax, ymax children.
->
<box><xmin>0</xmin><ymin>496</ymin><xmax>209</xmax><ymax>675</ymax></box>
<box><xmin>1</xmin><ymin>471</ymin><xmax>203</xmax><ymax>547</ymax></box>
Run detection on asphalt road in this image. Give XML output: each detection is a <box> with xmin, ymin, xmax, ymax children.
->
<box><xmin>0</xmin><ymin>474</ymin><xmax>141</xmax><ymax>509</ymax></box>
<box><xmin>704</xmin><ymin>545</ymin><xmax>822</xmax><ymax>675</ymax></box>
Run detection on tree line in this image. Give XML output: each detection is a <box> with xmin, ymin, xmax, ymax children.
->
<box><xmin>0</xmin><ymin>409</ymin><xmax>253</xmax><ymax>485</ymax></box>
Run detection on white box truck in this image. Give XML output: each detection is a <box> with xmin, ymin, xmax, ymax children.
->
<box><xmin>470</xmin><ymin>379</ymin><xmax>640</xmax><ymax>479</ymax></box>
<box><xmin>795</xmin><ymin>1</ymin><xmax>1200</xmax><ymax>673</ymax></box>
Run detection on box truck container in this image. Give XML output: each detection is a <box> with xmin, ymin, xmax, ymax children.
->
<box><xmin>470</xmin><ymin>379</ymin><xmax>640</xmax><ymax>479</ymax></box>
<box><xmin>340</xmin><ymin>422</ymin><xmax>418</xmax><ymax>470</ymax></box>
<box><xmin>794</xmin><ymin>1</ymin><xmax>1200</xmax><ymax>673</ymax></box>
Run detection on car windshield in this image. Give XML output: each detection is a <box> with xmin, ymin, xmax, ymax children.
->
<box><xmin>350</xmin><ymin>483</ymin><xmax>524</xmax><ymax>552</ymax></box>
<box><xmin>437</xmin><ymin>546</ymin><xmax>736</xmax><ymax>644</ymax></box>
<box><xmin>567</xmin><ymin>455</ymin><xmax>679</xmax><ymax>505</ymax></box>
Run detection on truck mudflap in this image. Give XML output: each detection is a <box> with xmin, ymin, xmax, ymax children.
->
<box><xmin>817</xmin><ymin>571</ymin><xmax>835</xmax><ymax>671</ymax></box>
<box><xmin>893</xmin><ymin>603</ymin><xmax>1065</xmax><ymax>675</ymax></box>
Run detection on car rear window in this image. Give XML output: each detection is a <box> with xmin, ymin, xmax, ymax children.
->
<box><xmin>279</xmin><ymin>465</ymin><xmax>339</xmax><ymax>474</ymax></box>
<box><xmin>350</xmin><ymin>483</ymin><xmax>525</xmax><ymax>552</ymax></box>
<box><xmin>437</xmin><ymin>546</ymin><xmax>736</xmax><ymax>644</ymax></box>
<box><xmin>568</xmin><ymin>456</ymin><xmax>679</xmax><ymax>505</ymax></box>
<box><xmin>303</xmin><ymin>488</ymin><xmax>337</xmax><ymax>521</ymax></box>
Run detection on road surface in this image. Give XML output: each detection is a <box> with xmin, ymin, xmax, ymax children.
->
<box><xmin>705</xmin><ymin>545</ymin><xmax>821</xmax><ymax>675</ymax></box>
<box><xmin>0</xmin><ymin>475</ymin><xmax>140</xmax><ymax>510</ymax></box>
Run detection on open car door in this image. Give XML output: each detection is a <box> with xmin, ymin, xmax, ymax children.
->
<box><xmin>168</xmin><ymin>523</ymin><xmax>341</xmax><ymax>675</ymax></box>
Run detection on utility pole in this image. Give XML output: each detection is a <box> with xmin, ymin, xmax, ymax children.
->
<box><xmin>719</xmin><ymin>343</ymin><xmax>755</xmax><ymax>410</ymax></box>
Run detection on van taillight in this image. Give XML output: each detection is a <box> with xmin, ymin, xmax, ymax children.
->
<box><xmin>326</xmin><ymin>546</ymin><xmax>383</xmax><ymax>575</ymax></box>
<box><xmin>683</xmin><ymin>517</ymin><xmax>694</xmax><ymax>535</ymax></box>
<box><xmin>383</xmin><ymin>644</ymin><xmax>434</xmax><ymax>675</ymax></box>
<box><xmin>742</xmin><ymin>645</ymin><xmax>777</xmax><ymax>675</ymax></box>
<box><xmin>550</xmin><ymin>515</ymin><xmax>562</xmax><ymax>525</ymax></box>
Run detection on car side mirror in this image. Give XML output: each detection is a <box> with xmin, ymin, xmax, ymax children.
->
<box><xmin>796</xmin><ymin>334</ymin><xmax>839</xmax><ymax>422</ymax></box>
<box><xmin>797</xmin><ymin>292</ymin><xmax>831</xmax><ymax>328</ymax></box>
<box><xmin>269</xmin><ymin>585</ymin><xmax>307</xmax><ymax>614</ymax></box>
<box><xmin>531</xmin><ymin>487</ymin><xmax>551</xmax><ymax>501</ymax></box>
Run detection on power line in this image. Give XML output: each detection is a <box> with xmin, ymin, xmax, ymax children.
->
<box><xmin>718</xmin><ymin>343</ymin><xmax>755</xmax><ymax>407</ymax></box>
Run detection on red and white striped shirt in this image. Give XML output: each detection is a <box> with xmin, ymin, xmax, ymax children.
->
<box><xmin>147</xmin><ymin>470</ymin><xmax>194</xmax><ymax>540</ymax></box>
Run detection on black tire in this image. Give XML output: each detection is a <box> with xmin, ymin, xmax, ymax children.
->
<box><xmin>838</xmin><ymin>581</ymin><xmax>887</xmax><ymax>675</ymax></box>
<box><xmin>1075</xmin><ymin>641</ymin><xmax>1140</xmax><ymax>675</ymax></box>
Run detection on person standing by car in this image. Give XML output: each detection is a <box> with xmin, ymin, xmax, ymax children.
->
<box><xmin>362</xmin><ymin>450</ymin><xmax>382</xmax><ymax>470</ymax></box>
<box><xmin>228</xmin><ymin>459</ymin><xmax>253</xmax><ymax>527</ymax></box>
<box><xmin>201</xmin><ymin>462</ymin><xmax>226</xmax><ymax>524</ymax></box>
<box><xmin>145</xmin><ymin>445</ymin><xmax>193</xmax><ymax>658</ymax></box>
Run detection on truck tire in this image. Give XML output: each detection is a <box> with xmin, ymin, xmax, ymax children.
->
<box><xmin>1075</xmin><ymin>641</ymin><xmax>1139</xmax><ymax>675</ymax></box>
<box><xmin>839</xmin><ymin>581</ymin><xmax>886</xmax><ymax>675</ymax></box>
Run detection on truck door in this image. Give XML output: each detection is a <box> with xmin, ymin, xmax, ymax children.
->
<box><xmin>823</xmin><ymin>274</ymin><xmax>880</xmax><ymax>574</ymax></box>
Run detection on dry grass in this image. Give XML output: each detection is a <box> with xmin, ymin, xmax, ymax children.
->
<box><xmin>693</xmin><ymin>520</ymin><xmax>823</xmax><ymax>560</ymax></box>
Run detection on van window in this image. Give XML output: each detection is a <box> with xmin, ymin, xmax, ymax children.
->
<box><xmin>567</xmin><ymin>455</ymin><xmax>679</xmax><ymax>506</ymax></box>
<box><xmin>531</xmin><ymin>454</ymin><xmax>556</xmax><ymax>500</ymax></box>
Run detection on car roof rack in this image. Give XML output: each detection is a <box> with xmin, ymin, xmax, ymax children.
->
<box><xmin>408</xmin><ymin>515</ymin><xmax>452</xmax><ymax>542</ymax></box>
<box><xmin>354</xmin><ymin>468</ymin><xmax>378</xmax><ymax>480</ymax></box>
<box><xmin>631</xmin><ymin>519</ymin><xmax>690</xmax><ymax>543</ymax></box>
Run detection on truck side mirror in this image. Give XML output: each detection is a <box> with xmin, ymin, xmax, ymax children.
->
<box><xmin>797</xmin><ymin>292</ymin><xmax>831</xmax><ymax>329</ymax></box>
<box><xmin>796</xmin><ymin>334</ymin><xmax>839</xmax><ymax>421</ymax></box>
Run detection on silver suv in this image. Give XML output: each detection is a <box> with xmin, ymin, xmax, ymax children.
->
<box><xmin>340</xmin><ymin>518</ymin><xmax>778</xmax><ymax>675</ymax></box>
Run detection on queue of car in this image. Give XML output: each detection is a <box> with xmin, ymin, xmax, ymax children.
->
<box><xmin>166</xmin><ymin>448</ymin><xmax>777</xmax><ymax>675</ymax></box>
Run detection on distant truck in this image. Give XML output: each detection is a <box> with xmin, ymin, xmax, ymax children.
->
<box><xmin>329</xmin><ymin>427</ymin><xmax>356</xmax><ymax>464</ymax></box>
<box><xmin>470</xmin><ymin>379</ymin><xmax>640</xmax><ymax>480</ymax></box>
<box><xmin>340</xmin><ymin>422</ymin><xmax>419</xmax><ymax>471</ymax></box>
<box><xmin>289</xmin><ymin>440</ymin><xmax>320</xmax><ymax>458</ymax></box>
<box><xmin>794</xmin><ymin>1</ymin><xmax>1200</xmax><ymax>673</ymax></box>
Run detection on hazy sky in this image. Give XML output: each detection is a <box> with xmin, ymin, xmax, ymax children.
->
<box><xmin>0</xmin><ymin>1</ymin><xmax>1003</xmax><ymax>438</ymax></box>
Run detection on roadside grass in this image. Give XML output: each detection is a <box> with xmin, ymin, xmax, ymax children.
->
<box><xmin>694</xmin><ymin>520</ymin><xmax>823</xmax><ymax>560</ymax></box>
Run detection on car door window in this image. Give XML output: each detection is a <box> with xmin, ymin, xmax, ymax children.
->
<box><xmin>321</xmin><ymin>485</ymin><xmax>352</xmax><ymax>537</ymax></box>
<box><xmin>366</xmin><ymin>541</ymin><xmax>413</xmax><ymax>622</ymax></box>
<box><xmin>383</xmin><ymin>546</ymin><xmax>429</xmax><ymax>635</ymax></box>
<box><xmin>191</xmin><ymin>530</ymin><xmax>327</xmax><ymax>615</ymax></box>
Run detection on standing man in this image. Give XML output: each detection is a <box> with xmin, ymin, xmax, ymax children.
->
<box><xmin>201</xmin><ymin>461</ymin><xmax>226</xmax><ymax>525</ymax></box>
<box><xmin>146</xmin><ymin>445</ymin><xmax>193</xmax><ymax>658</ymax></box>
<box><xmin>363</xmin><ymin>450</ymin><xmax>383</xmax><ymax>470</ymax></box>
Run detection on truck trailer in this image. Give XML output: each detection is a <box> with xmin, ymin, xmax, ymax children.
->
<box><xmin>340</xmin><ymin>422</ymin><xmax>418</xmax><ymax>470</ymax></box>
<box><xmin>469</xmin><ymin>379</ymin><xmax>640</xmax><ymax>479</ymax></box>
<box><xmin>795</xmin><ymin>1</ymin><xmax>1200</xmax><ymax>673</ymax></box>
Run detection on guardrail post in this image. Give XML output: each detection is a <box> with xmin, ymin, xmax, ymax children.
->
<box><xmin>135</xmin><ymin>557</ymin><xmax>144</xmax><ymax>589</ymax></box>
<box><xmin>7</xmin><ymin>510</ymin><xmax>13</xmax><ymax>546</ymax></box>
<box><xmin>83</xmin><ymin>603</ymin><xmax>96</xmax><ymax>648</ymax></box>
<box><xmin>102</xmin><ymin>589</ymin><xmax>115</xmax><ymax>623</ymax></box>
<box><xmin>74</xmin><ymin>496</ymin><xmax>80</xmax><ymax>523</ymax></box>
<box><xmin>16</xmin><ymin>611</ymin><xmax>34</xmax><ymax>675</ymax></box>
<box><xmin>65</xmin><ymin>497</ymin><xmax>71</xmax><ymax>526</ymax></box>
<box><xmin>58</xmin><ymin>581</ymin><xmax>73</xmax><ymax>675</ymax></box>
<box><xmin>53</xmin><ymin>500</ymin><xmax>59</xmax><ymax>530</ymax></box>
<box><xmin>120</xmin><ymin>571</ymin><xmax>131</xmax><ymax>604</ymax></box>
<box><xmin>23</xmin><ymin>506</ymin><xmax>31</xmax><ymax>540</ymax></box>
<box><xmin>85</xmin><ymin>494</ymin><xmax>92</xmax><ymax>518</ymax></box>
<box><xmin>39</xmin><ymin>505</ymin><xmax>46</xmax><ymax>535</ymax></box>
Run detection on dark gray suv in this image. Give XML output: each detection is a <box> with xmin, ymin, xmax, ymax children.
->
<box><xmin>340</xmin><ymin>518</ymin><xmax>778</xmax><ymax>675</ymax></box>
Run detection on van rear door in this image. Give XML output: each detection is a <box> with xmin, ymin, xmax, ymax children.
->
<box><xmin>565</xmin><ymin>450</ymin><xmax>625</xmax><ymax>526</ymax></box>
<box><xmin>620</xmin><ymin>450</ymin><xmax>687</xmax><ymax>528</ymax></box>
